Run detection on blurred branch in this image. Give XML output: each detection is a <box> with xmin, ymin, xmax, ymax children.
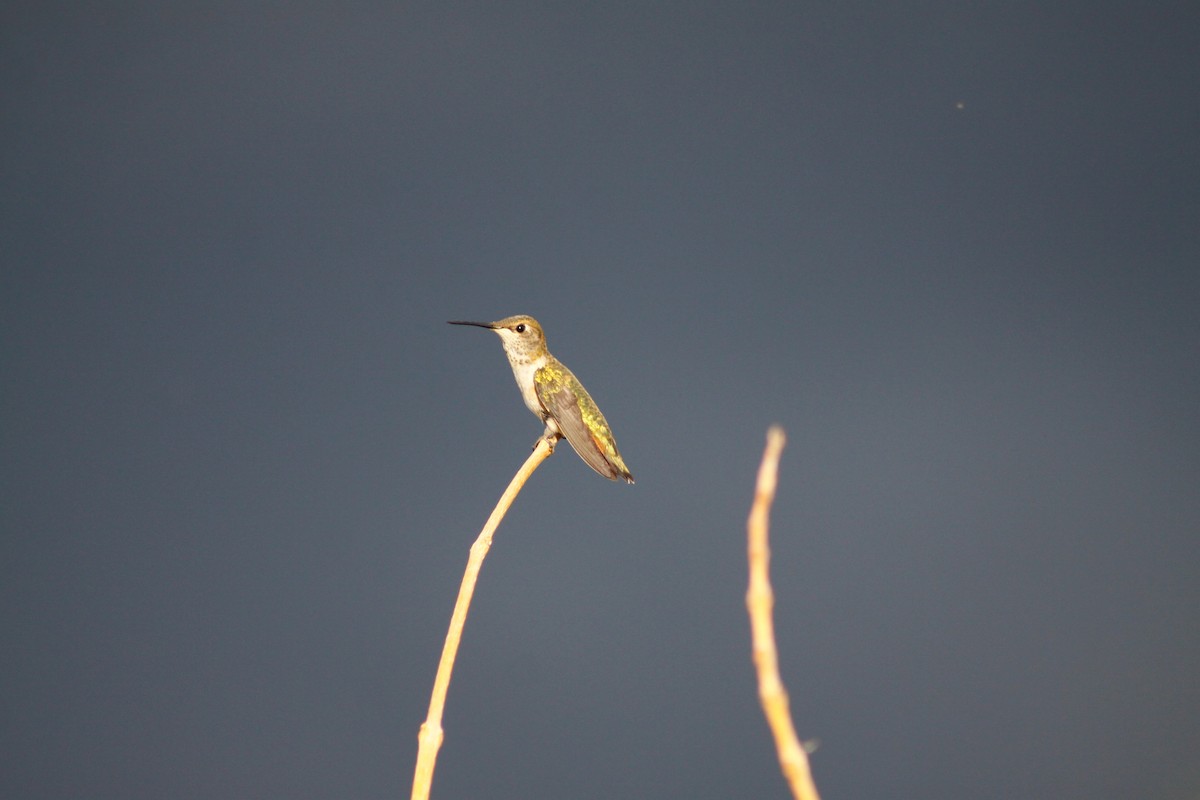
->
<box><xmin>746</xmin><ymin>426</ymin><xmax>820</xmax><ymax>800</ymax></box>
<box><xmin>411</xmin><ymin>437</ymin><xmax>555</xmax><ymax>800</ymax></box>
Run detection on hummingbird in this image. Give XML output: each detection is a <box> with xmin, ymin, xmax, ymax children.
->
<box><xmin>448</xmin><ymin>315</ymin><xmax>634</xmax><ymax>484</ymax></box>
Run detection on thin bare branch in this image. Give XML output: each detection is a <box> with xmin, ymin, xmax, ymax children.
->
<box><xmin>411</xmin><ymin>437</ymin><xmax>555</xmax><ymax>800</ymax></box>
<box><xmin>746</xmin><ymin>426</ymin><xmax>820</xmax><ymax>800</ymax></box>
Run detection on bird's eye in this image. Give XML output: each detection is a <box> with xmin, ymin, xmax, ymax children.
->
<box><xmin>515</xmin><ymin>324</ymin><xmax>526</xmax><ymax>333</ymax></box>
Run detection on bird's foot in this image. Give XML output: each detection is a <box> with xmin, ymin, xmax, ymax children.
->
<box><xmin>534</xmin><ymin>430</ymin><xmax>561</xmax><ymax>453</ymax></box>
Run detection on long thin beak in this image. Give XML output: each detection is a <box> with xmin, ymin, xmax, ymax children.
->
<box><xmin>447</xmin><ymin>320</ymin><xmax>495</xmax><ymax>329</ymax></box>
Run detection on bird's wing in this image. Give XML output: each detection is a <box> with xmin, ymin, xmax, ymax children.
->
<box><xmin>535</xmin><ymin>365</ymin><xmax>622</xmax><ymax>481</ymax></box>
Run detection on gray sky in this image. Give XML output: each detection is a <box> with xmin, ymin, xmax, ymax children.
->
<box><xmin>3</xmin><ymin>3</ymin><xmax>1198</xmax><ymax>798</ymax></box>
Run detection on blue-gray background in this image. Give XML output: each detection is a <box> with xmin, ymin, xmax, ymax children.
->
<box><xmin>3</xmin><ymin>3</ymin><xmax>1198</xmax><ymax>798</ymax></box>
